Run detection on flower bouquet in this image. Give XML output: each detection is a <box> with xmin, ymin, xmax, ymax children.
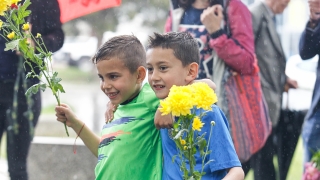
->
<box><xmin>159</xmin><ymin>82</ymin><xmax>218</xmax><ymax>180</ymax></box>
<box><xmin>0</xmin><ymin>0</ymin><xmax>68</xmax><ymax>136</ymax></box>
<box><xmin>303</xmin><ymin>151</ymin><xmax>320</xmax><ymax>180</ymax></box>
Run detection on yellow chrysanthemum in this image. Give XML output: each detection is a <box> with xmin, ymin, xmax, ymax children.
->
<box><xmin>159</xmin><ymin>85</ymin><xmax>194</xmax><ymax>116</ymax></box>
<box><xmin>192</xmin><ymin>116</ymin><xmax>204</xmax><ymax>131</ymax></box>
<box><xmin>22</xmin><ymin>23</ymin><xmax>29</xmax><ymax>31</ymax></box>
<box><xmin>167</xmin><ymin>86</ymin><xmax>194</xmax><ymax>116</ymax></box>
<box><xmin>7</xmin><ymin>32</ymin><xmax>15</xmax><ymax>39</ymax></box>
<box><xmin>11</xmin><ymin>0</ymin><xmax>21</xmax><ymax>5</ymax></box>
<box><xmin>159</xmin><ymin>100</ymin><xmax>171</xmax><ymax>115</ymax></box>
<box><xmin>0</xmin><ymin>0</ymin><xmax>11</xmax><ymax>16</ymax></box>
<box><xmin>183</xmin><ymin>146</ymin><xmax>188</xmax><ymax>150</ymax></box>
<box><xmin>191</xmin><ymin>82</ymin><xmax>218</xmax><ymax>110</ymax></box>
<box><xmin>180</xmin><ymin>138</ymin><xmax>186</xmax><ymax>146</ymax></box>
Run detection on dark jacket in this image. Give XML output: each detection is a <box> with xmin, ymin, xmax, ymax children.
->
<box><xmin>299</xmin><ymin>22</ymin><xmax>320</xmax><ymax>121</ymax></box>
<box><xmin>0</xmin><ymin>0</ymin><xmax>64</xmax><ymax>81</ymax></box>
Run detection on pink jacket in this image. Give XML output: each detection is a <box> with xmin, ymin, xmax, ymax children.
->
<box><xmin>165</xmin><ymin>0</ymin><xmax>255</xmax><ymax>75</ymax></box>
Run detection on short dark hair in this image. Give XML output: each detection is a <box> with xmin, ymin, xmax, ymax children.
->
<box><xmin>147</xmin><ymin>32</ymin><xmax>200</xmax><ymax>66</ymax></box>
<box><xmin>92</xmin><ymin>35</ymin><xmax>146</xmax><ymax>73</ymax></box>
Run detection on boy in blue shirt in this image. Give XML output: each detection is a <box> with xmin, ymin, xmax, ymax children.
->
<box><xmin>146</xmin><ymin>32</ymin><xmax>244</xmax><ymax>180</ymax></box>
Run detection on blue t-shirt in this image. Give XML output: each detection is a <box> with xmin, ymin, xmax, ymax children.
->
<box><xmin>161</xmin><ymin>105</ymin><xmax>241</xmax><ymax>180</ymax></box>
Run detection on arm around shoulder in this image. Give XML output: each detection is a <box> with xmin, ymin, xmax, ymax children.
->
<box><xmin>222</xmin><ymin>167</ymin><xmax>244</xmax><ymax>180</ymax></box>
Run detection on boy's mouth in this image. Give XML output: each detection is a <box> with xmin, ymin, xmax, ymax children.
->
<box><xmin>107</xmin><ymin>92</ymin><xmax>119</xmax><ymax>99</ymax></box>
<box><xmin>153</xmin><ymin>85</ymin><xmax>165</xmax><ymax>90</ymax></box>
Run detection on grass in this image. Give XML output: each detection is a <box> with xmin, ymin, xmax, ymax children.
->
<box><xmin>245</xmin><ymin>138</ymin><xmax>303</xmax><ymax>180</ymax></box>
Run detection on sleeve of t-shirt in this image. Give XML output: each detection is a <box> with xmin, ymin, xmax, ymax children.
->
<box><xmin>207</xmin><ymin>105</ymin><xmax>241</xmax><ymax>172</ymax></box>
<box><xmin>143</xmin><ymin>84</ymin><xmax>160</xmax><ymax>113</ymax></box>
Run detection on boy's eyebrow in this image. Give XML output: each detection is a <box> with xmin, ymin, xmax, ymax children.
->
<box><xmin>147</xmin><ymin>60</ymin><xmax>169</xmax><ymax>65</ymax></box>
<box><xmin>99</xmin><ymin>71</ymin><xmax>121</xmax><ymax>76</ymax></box>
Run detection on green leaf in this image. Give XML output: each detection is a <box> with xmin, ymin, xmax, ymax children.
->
<box><xmin>25</xmin><ymin>84</ymin><xmax>40</xmax><ymax>96</ymax></box>
<box><xmin>172</xmin><ymin>155</ymin><xmax>177</xmax><ymax>162</ymax></box>
<box><xmin>21</xmin><ymin>0</ymin><xmax>32</xmax><ymax>12</ymax></box>
<box><xmin>56</xmin><ymin>83</ymin><xmax>65</xmax><ymax>93</ymax></box>
<box><xmin>39</xmin><ymin>84</ymin><xmax>47</xmax><ymax>92</ymax></box>
<box><xmin>5</xmin><ymin>39</ymin><xmax>20</xmax><ymax>51</ymax></box>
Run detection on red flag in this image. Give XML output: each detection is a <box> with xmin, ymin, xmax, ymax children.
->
<box><xmin>58</xmin><ymin>0</ymin><xmax>121</xmax><ymax>23</ymax></box>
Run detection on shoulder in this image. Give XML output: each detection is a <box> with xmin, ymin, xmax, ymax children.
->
<box><xmin>249</xmin><ymin>2</ymin><xmax>267</xmax><ymax>19</ymax></box>
<box><xmin>202</xmin><ymin>105</ymin><xmax>229</xmax><ymax>128</ymax></box>
<box><xmin>228</xmin><ymin>0</ymin><xmax>249</xmax><ymax>13</ymax></box>
<box><xmin>139</xmin><ymin>83</ymin><xmax>159</xmax><ymax>111</ymax></box>
<box><xmin>227</xmin><ymin>0</ymin><xmax>251</xmax><ymax>22</ymax></box>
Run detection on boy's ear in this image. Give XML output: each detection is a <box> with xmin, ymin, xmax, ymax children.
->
<box><xmin>136</xmin><ymin>66</ymin><xmax>146</xmax><ymax>83</ymax></box>
<box><xmin>185</xmin><ymin>62</ymin><xmax>198</xmax><ymax>82</ymax></box>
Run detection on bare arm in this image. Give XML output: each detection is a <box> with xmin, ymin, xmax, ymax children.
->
<box><xmin>222</xmin><ymin>167</ymin><xmax>244</xmax><ymax>180</ymax></box>
<box><xmin>56</xmin><ymin>104</ymin><xmax>100</xmax><ymax>157</ymax></box>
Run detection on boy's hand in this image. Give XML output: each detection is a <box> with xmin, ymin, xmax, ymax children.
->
<box><xmin>154</xmin><ymin>108</ymin><xmax>173</xmax><ymax>129</ymax></box>
<box><xmin>193</xmin><ymin>78</ymin><xmax>216</xmax><ymax>90</ymax></box>
<box><xmin>55</xmin><ymin>103</ymin><xmax>78</xmax><ymax>128</ymax></box>
<box><xmin>105</xmin><ymin>101</ymin><xmax>117</xmax><ymax>123</ymax></box>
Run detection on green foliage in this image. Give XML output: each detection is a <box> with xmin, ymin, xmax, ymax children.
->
<box><xmin>0</xmin><ymin>0</ymin><xmax>69</xmax><ymax>136</ymax></box>
<box><xmin>171</xmin><ymin>109</ymin><xmax>215</xmax><ymax>180</ymax></box>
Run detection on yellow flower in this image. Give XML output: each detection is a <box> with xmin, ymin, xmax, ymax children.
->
<box><xmin>22</xmin><ymin>23</ymin><xmax>30</xmax><ymax>31</ymax></box>
<box><xmin>183</xmin><ymin>146</ymin><xmax>188</xmax><ymax>150</ymax></box>
<box><xmin>166</xmin><ymin>85</ymin><xmax>194</xmax><ymax>116</ymax></box>
<box><xmin>0</xmin><ymin>20</ymin><xmax>3</xmax><ymax>29</ymax></box>
<box><xmin>191</xmin><ymin>82</ymin><xmax>218</xmax><ymax>110</ymax></box>
<box><xmin>36</xmin><ymin>33</ymin><xmax>41</xmax><ymax>38</ymax></box>
<box><xmin>0</xmin><ymin>0</ymin><xmax>10</xmax><ymax>16</ymax></box>
<box><xmin>7</xmin><ymin>32</ymin><xmax>15</xmax><ymax>39</ymax></box>
<box><xmin>11</xmin><ymin>0</ymin><xmax>21</xmax><ymax>5</ymax></box>
<box><xmin>180</xmin><ymin>138</ymin><xmax>186</xmax><ymax>146</ymax></box>
<box><xmin>192</xmin><ymin>116</ymin><xmax>204</xmax><ymax>131</ymax></box>
<box><xmin>159</xmin><ymin>100</ymin><xmax>172</xmax><ymax>115</ymax></box>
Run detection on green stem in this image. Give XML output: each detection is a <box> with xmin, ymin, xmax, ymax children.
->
<box><xmin>189</xmin><ymin>131</ymin><xmax>194</xmax><ymax>178</ymax></box>
<box><xmin>41</xmin><ymin>69</ymin><xmax>69</xmax><ymax>136</ymax></box>
<box><xmin>201</xmin><ymin>123</ymin><xmax>214</xmax><ymax>175</ymax></box>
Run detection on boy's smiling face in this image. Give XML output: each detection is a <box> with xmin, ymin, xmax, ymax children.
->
<box><xmin>146</xmin><ymin>47</ymin><xmax>198</xmax><ymax>99</ymax></box>
<box><xmin>96</xmin><ymin>57</ymin><xmax>145</xmax><ymax>105</ymax></box>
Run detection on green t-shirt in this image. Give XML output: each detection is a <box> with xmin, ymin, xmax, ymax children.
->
<box><xmin>95</xmin><ymin>83</ymin><xmax>162</xmax><ymax>180</ymax></box>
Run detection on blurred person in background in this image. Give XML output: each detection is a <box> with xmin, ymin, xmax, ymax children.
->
<box><xmin>160</xmin><ymin>0</ymin><xmax>272</xmax><ymax>171</ymax></box>
<box><xmin>299</xmin><ymin>0</ymin><xmax>320</xmax><ymax>171</ymax></box>
<box><xmin>0</xmin><ymin>0</ymin><xmax>64</xmax><ymax>179</ymax></box>
<box><xmin>247</xmin><ymin>0</ymin><xmax>298</xmax><ymax>179</ymax></box>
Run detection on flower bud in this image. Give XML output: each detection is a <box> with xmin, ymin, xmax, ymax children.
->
<box><xmin>22</xmin><ymin>23</ymin><xmax>30</xmax><ymax>31</ymax></box>
<box><xmin>7</xmin><ymin>32</ymin><xmax>15</xmax><ymax>39</ymax></box>
<box><xmin>211</xmin><ymin>121</ymin><xmax>215</xmax><ymax>126</ymax></box>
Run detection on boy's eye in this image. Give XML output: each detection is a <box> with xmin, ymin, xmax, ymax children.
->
<box><xmin>98</xmin><ymin>75</ymin><xmax>104</xmax><ymax>81</ymax></box>
<box><xmin>159</xmin><ymin>66</ymin><xmax>167</xmax><ymax>71</ymax></box>
<box><xmin>109</xmin><ymin>75</ymin><xmax>118</xmax><ymax>79</ymax></box>
<box><xmin>147</xmin><ymin>67</ymin><xmax>153</xmax><ymax>73</ymax></box>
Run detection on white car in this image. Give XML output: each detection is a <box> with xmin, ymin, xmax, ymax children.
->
<box><xmin>53</xmin><ymin>36</ymin><xmax>98</xmax><ymax>71</ymax></box>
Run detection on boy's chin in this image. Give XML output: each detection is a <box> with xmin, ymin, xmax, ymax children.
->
<box><xmin>155</xmin><ymin>93</ymin><xmax>168</xmax><ymax>100</ymax></box>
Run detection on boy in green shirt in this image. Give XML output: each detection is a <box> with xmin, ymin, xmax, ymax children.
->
<box><xmin>55</xmin><ymin>35</ymin><xmax>162</xmax><ymax>179</ymax></box>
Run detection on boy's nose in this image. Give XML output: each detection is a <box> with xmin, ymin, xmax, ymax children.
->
<box><xmin>150</xmin><ymin>71</ymin><xmax>160</xmax><ymax>81</ymax></box>
<box><xmin>102</xmin><ymin>81</ymin><xmax>112</xmax><ymax>89</ymax></box>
